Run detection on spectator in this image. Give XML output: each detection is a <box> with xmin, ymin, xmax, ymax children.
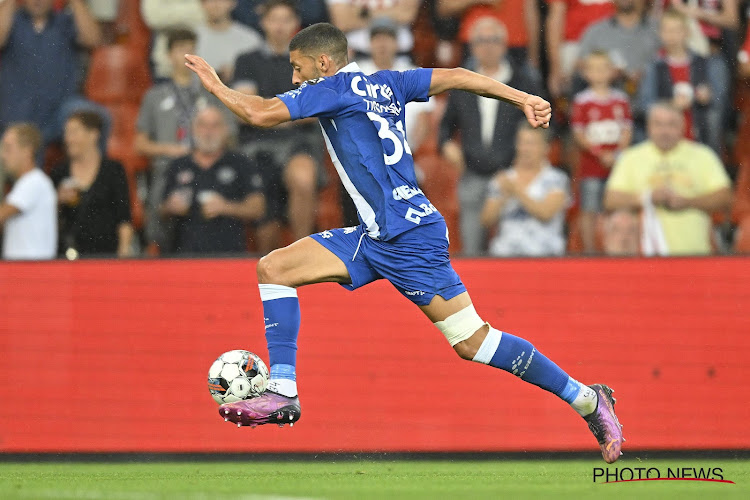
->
<box><xmin>637</xmin><ymin>9</ymin><xmax>728</xmax><ymax>153</ymax></box>
<box><xmin>141</xmin><ymin>0</ymin><xmax>205</xmax><ymax>80</ymax></box>
<box><xmin>160</xmin><ymin>106</ymin><xmax>265</xmax><ymax>254</ymax></box>
<box><xmin>0</xmin><ymin>0</ymin><xmax>102</xmax><ymax>145</ymax></box>
<box><xmin>438</xmin><ymin>0</ymin><xmax>541</xmax><ymax>69</ymax></box>
<box><xmin>602</xmin><ymin>209</ymin><xmax>640</xmax><ymax>256</ymax></box>
<box><xmin>545</xmin><ymin>0</ymin><xmax>615</xmax><ymax>97</ymax></box>
<box><xmin>604</xmin><ymin>102</ymin><xmax>732</xmax><ymax>255</ymax></box>
<box><xmin>440</xmin><ymin>17</ymin><xmax>543</xmax><ymax>255</ymax></box>
<box><xmin>480</xmin><ymin>123</ymin><xmax>570</xmax><ymax>257</ymax></box>
<box><xmin>135</xmin><ymin>28</ymin><xmax>233</xmax><ymax>252</ymax></box>
<box><xmin>576</xmin><ymin>0</ymin><xmax>661</xmax><ymax>96</ymax></box>
<box><xmin>196</xmin><ymin>0</ymin><xmax>263</xmax><ymax>82</ymax></box>
<box><xmin>358</xmin><ymin>17</ymin><xmax>435</xmax><ymax>153</ymax></box>
<box><xmin>326</xmin><ymin>0</ymin><xmax>421</xmax><ymax>58</ymax></box>
<box><xmin>668</xmin><ymin>0</ymin><xmax>739</xmax><ymax>58</ymax></box>
<box><xmin>49</xmin><ymin>111</ymin><xmax>133</xmax><ymax>258</ymax></box>
<box><xmin>233</xmin><ymin>0</ymin><xmax>325</xmax><ymax>252</ymax></box>
<box><xmin>232</xmin><ymin>0</ymin><xmax>329</xmax><ymax>31</ymax></box>
<box><xmin>0</xmin><ymin>124</ymin><xmax>57</xmax><ymax>260</ymax></box>
<box><xmin>571</xmin><ymin>51</ymin><xmax>633</xmax><ymax>254</ymax></box>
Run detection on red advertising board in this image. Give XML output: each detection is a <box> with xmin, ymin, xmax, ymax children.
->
<box><xmin>1</xmin><ymin>258</ymin><xmax>748</xmax><ymax>452</ymax></box>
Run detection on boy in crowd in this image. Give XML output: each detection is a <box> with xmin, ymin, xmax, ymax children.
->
<box><xmin>571</xmin><ymin>51</ymin><xmax>632</xmax><ymax>254</ymax></box>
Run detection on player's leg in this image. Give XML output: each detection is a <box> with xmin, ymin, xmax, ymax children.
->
<box><xmin>420</xmin><ymin>292</ymin><xmax>623</xmax><ymax>463</ymax></box>
<box><xmin>222</xmin><ymin>227</ymin><xmax>380</xmax><ymax>428</ymax></box>
<box><xmin>220</xmin><ymin>236</ymin><xmax>350</xmax><ymax>427</ymax></box>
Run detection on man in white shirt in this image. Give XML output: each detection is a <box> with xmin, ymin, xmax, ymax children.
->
<box><xmin>0</xmin><ymin>123</ymin><xmax>57</xmax><ymax>260</ymax></box>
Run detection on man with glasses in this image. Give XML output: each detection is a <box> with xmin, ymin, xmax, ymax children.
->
<box><xmin>439</xmin><ymin>16</ymin><xmax>543</xmax><ymax>255</ymax></box>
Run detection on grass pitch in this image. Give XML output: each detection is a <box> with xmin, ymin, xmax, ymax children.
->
<box><xmin>0</xmin><ymin>459</ymin><xmax>748</xmax><ymax>500</ymax></box>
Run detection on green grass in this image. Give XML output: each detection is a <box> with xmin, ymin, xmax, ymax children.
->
<box><xmin>0</xmin><ymin>459</ymin><xmax>747</xmax><ymax>500</ymax></box>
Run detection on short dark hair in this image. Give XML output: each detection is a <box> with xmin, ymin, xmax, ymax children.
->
<box><xmin>289</xmin><ymin>23</ymin><xmax>348</xmax><ymax>67</ymax></box>
<box><xmin>67</xmin><ymin>110</ymin><xmax>104</xmax><ymax>134</ymax></box>
<box><xmin>261</xmin><ymin>0</ymin><xmax>299</xmax><ymax>19</ymax></box>
<box><xmin>167</xmin><ymin>28</ymin><xmax>197</xmax><ymax>51</ymax></box>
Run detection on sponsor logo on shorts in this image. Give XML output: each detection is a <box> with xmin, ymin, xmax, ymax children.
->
<box><xmin>319</xmin><ymin>230</ymin><xmax>333</xmax><ymax>239</ymax></box>
<box><xmin>404</xmin><ymin>290</ymin><xmax>425</xmax><ymax>296</ymax></box>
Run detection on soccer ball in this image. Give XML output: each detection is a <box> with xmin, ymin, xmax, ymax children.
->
<box><xmin>207</xmin><ymin>350</ymin><xmax>269</xmax><ymax>404</ymax></box>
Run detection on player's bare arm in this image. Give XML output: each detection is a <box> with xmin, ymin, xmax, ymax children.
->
<box><xmin>429</xmin><ymin>68</ymin><xmax>552</xmax><ymax>129</ymax></box>
<box><xmin>185</xmin><ymin>54</ymin><xmax>291</xmax><ymax>128</ymax></box>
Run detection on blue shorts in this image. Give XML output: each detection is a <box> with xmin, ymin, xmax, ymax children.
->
<box><xmin>310</xmin><ymin>219</ymin><xmax>466</xmax><ymax>306</ymax></box>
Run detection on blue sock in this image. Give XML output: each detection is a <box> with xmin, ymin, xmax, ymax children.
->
<box><xmin>259</xmin><ymin>284</ymin><xmax>300</xmax><ymax>385</ymax></box>
<box><xmin>473</xmin><ymin>327</ymin><xmax>583</xmax><ymax>404</ymax></box>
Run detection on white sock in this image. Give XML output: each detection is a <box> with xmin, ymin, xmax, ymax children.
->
<box><xmin>267</xmin><ymin>378</ymin><xmax>298</xmax><ymax>397</ymax></box>
<box><xmin>570</xmin><ymin>385</ymin><xmax>598</xmax><ymax>416</ymax></box>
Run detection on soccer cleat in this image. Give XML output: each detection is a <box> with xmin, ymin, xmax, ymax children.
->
<box><xmin>219</xmin><ymin>391</ymin><xmax>301</xmax><ymax>427</ymax></box>
<box><xmin>583</xmin><ymin>384</ymin><xmax>624</xmax><ymax>464</ymax></box>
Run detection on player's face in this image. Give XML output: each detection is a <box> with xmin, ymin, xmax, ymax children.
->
<box><xmin>660</xmin><ymin>17</ymin><xmax>688</xmax><ymax>51</ymax></box>
<box><xmin>289</xmin><ymin>50</ymin><xmax>320</xmax><ymax>86</ymax></box>
<box><xmin>261</xmin><ymin>5</ymin><xmax>300</xmax><ymax>46</ymax></box>
<box><xmin>648</xmin><ymin>108</ymin><xmax>684</xmax><ymax>151</ymax></box>
<box><xmin>64</xmin><ymin>118</ymin><xmax>98</xmax><ymax>160</ymax></box>
<box><xmin>583</xmin><ymin>56</ymin><xmax>614</xmax><ymax>87</ymax></box>
<box><xmin>192</xmin><ymin>108</ymin><xmax>228</xmax><ymax>154</ymax></box>
<box><xmin>200</xmin><ymin>0</ymin><xmax>237</xmax><ymax>23</ymax></box>
<box><xmin>23</xmin><ymin>0</ymin><xmax>53</xmax><ymax>18</ymax></box>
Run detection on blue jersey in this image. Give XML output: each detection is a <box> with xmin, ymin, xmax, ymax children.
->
<box><xmin>277</xmin><ymin>62</ymin><xmax>441</xmax><ymax>241</ymax></box>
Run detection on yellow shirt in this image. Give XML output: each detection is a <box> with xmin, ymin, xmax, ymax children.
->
<box><xmin>607</xmin><ymin>140</ymin><xmax>730</xmax><ymax>255</ymax></box>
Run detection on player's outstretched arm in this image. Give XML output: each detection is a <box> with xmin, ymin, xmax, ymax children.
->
<box><xmin>185</xmin><ymin>54</ymin><xmax>291</xmax><ymax>128</ymax></box>
<box><xmin>429</xmin><ymin>68</ymin><xmax>551</xmax><ymax>129</ymax></box>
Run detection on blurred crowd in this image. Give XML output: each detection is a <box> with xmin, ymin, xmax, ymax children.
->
<box><xmin>0</xmin><ymin>0</ymin><xmax>749</xmax><ymax>260</ymax></box>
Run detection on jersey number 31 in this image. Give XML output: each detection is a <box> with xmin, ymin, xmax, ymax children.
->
<box><xmin>367</xmin><ymin>112</ymin><xmax>412</xmax><ymax>165</ymax></box>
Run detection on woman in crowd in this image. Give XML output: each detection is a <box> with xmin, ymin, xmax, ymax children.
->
<box><xmin>481</xmin><ymin>122</ymin><xmax>570</xmax><ymax>257</ymax></box>
<box><xmin>50</xmin><ymin>111</ymin><xmax>133</xmax><ymax>258</ymax></box>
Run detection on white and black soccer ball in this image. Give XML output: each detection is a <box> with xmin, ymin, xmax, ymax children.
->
<box><xmin>207</xmin><ymin>350</ymin><xmax>269</xmax><ymax>404</ymax></box>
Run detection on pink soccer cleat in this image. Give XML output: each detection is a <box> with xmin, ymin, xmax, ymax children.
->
<box><xmin>583</xmin><ymin>384</ymin><xmax>624</xmax><ymax>463</ymax></box>
<box><xmin>219</xmin><ymin>392</ymin><xmax>301</xmax><ymax>428</ymax></box>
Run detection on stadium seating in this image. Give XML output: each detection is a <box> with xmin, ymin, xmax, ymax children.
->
<box><xmin>85</xmin><ymin>45</ymin><xmax>152</xmax><ymax>105</ymax></box>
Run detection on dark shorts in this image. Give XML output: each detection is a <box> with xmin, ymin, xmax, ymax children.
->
<box><xmin>310</xmin><ymin>219</ymin><xmax>466</xmax><ymax>306</ymax></box>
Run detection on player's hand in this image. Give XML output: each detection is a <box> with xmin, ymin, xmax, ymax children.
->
<box><xmin>522</xmin><ymin>95</ymin><xmax>552</xmax><ymax>129</ymax></box>
<box><xmin>185</xmin><ymin>54</ymin><xmax>223</xmax><ymax>95</ymax></box>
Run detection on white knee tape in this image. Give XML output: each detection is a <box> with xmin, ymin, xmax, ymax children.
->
<box><xmin>434</xmin><ymin>304</ymin><xmax>486</xmax><ymax>346</ymax></box>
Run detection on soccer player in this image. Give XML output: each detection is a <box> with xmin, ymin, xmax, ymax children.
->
<box><xmin>185</xmin><ymin>23</ymin><xmax>623</xmax><ymax>463</ymax></box>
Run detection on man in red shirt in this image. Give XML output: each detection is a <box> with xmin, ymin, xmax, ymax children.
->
<box><xmin>571</xmin><ymin>51</ymin><xmax>633</xmax><ymax>253</ymax></box>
